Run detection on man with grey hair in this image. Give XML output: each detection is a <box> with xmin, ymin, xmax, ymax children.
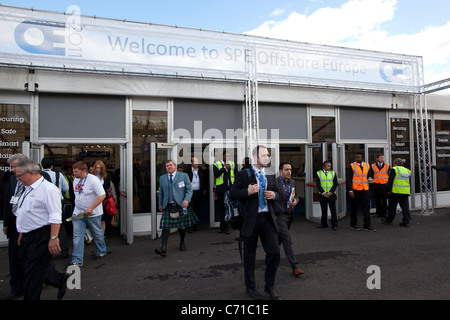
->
<box><xmin>1</xmin><ymin>154</ymin><xmax>28</xmax><ymax>300</ymax></box>
<box><xmin>14</xmin><ymin>158</ymin><xmax>67</xmax><ymax>300</ymax></box>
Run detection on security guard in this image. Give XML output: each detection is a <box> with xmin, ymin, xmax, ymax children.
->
<box><xmin>316</xmin><ymin>161</ymin><xmax>339</xmax><ymax>230</ymax></box>
<box><xmin>213</xmin><ymin>150</ymin><xmax>235</xmax><ymax>234</ymax></box>
<box><xmin>383</xmin><ymin>158</ymin><xmax>412</xmax><ymax>227</ymax></box>
<box><xmin>370</xmin><ymin>154</ymin><xmax>390</xmax><ymax>218</ymax></box>
<box><xmin>346</xmin><ymin>152</ymin><xmax>375</xmax><ymax>231</ymax></box>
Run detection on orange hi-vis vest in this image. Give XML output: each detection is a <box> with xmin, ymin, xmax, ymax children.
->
<box><xmin>371</xmin><ymin>163</ymin><xmax>390</xmax><ymax>184</ymax></box>
<box><xmin>351</xmin><ymin>162</ymin><xmax>370</xmax><ymax>191</ymax></box>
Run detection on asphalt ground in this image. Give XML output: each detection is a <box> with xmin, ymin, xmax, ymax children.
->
<box><xmin>1</xmin><ymin>207</ymin><xmax>450</xmax><ymax>307</ymax></box>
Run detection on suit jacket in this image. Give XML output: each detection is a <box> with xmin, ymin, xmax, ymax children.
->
<box><xmin>230</xmin><ymin>167</ymin><xmax>279</xmax><ymax>238</ymax></box>
<box><xmin>158</xmin><ymin>171</ymin><xmax>193</xmax><ymax>209</ymax></box>
<box><xmin>272</xmin><ymin>176</ymin><xmax>299</xmax><ymax>215</ymax></box>
<box><xmin>185</xmin><ymin>166</ymin><xmax>205</xmax><ymax>193</ymax></box>
<box><xmin>3</xmin><ymin>174</ymin><xmax>18</xmax><ymax>235</ymax></box>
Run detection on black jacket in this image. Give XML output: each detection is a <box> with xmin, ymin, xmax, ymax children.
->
<box><xmin>272</xmin><ymin>176</ymin><xmax>299</xmax><ymax>215</ymax></box>
<box><xmin>185</xmin><ymin>166</ymin><xmax>206</xmax><ymax>193</ymax></box>
<box><xmin>230</xmin><ymin>168</ymin><xmax>279</xmax><ymax>238</ymax></box>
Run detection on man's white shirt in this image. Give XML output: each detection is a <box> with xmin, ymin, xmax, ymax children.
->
<box><xmin>16</xmin><ymin>177</ymin><xmax>62</xmax><ymax>233</ymax></box>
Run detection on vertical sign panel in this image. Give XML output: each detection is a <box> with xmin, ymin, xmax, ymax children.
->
<box><xmin>0</xmin><ymin>104</ymin><xmax>30</xmax><ymax>220</ymax></box>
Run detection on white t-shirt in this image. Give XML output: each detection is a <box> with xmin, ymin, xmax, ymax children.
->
<box><xmin>73</xmin><ymin>173</ymin><xmax>106</xmax><ymax>217</ymax></box>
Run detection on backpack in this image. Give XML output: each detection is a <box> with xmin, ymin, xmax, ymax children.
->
<box><xmin>55</xmin><ymin>171</ymin><xmax>74</xmax><ymax>220</ymax></box>
<box><xmin>228</xmin><ymin>168</ymin><xmax>253</xmax><ymax>230</ymax></box>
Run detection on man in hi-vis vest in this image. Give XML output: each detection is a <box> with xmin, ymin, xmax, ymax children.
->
<box><xmin>346</xmin><ymin>152</ymin><xmax>375</xmax><ymax>231</ymax></box>
<box><xmin>213</xmin><ymin>150</ymin><xmax>235</xmax><ymax>234</ymax></box>
<box><xmin>369</xmin><ymin>154</ymin><xmax>390</xmax><ymax>218</ymax></box>
<box><xmin>316</xmin><ymin>161</ymin><xmax>339</xmax><ymax>231</ymax></box>
<box><xmin>382</xmin><ymin>158</ymin><xmax>412</xmax><ymax>227</ymax></box>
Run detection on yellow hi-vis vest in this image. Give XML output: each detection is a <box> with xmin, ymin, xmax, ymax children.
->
<box><xmin>391</xmin><ymin>166</ymin><xmax>411</xmax><ymax>195</ymax></box>
<box><xmin>351</xmin><ymin>162</ymin><xmax>370</xmax><ymax>191</ymax></box>
<box><xmin>214</xmin><ymin>161</ymin><xmax>235</xmax><ymax>186</ymax></box>
<box><xmin>317</xmin><ymin>170</ymin><xmax>336</xmax><ymax>194</ymax></box>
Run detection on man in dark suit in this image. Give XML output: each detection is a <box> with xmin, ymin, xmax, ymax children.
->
<box><xmin>273</xmin><ymin>161</ymin><xmax>303</xmax><ymax>276</ymax></box>
<box><xmin>185</xmin><ymin>156</ymin><xmax>205</xmax><ymax>231</ymax></box>
<box><xmin>230</xmin><ymin>145</ymin><xmax>281</xmax><ymax>300</ymax></box>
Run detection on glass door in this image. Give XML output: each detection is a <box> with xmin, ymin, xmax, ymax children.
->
<box><xmin>332</xmin><ymin>143</ymin><xmax>347</xmax><ymax>216</ymax></box>
<box><xmin>151</xmin><ymin>143</ymin><xmax>177</xmax><ymax>239</ymax></box>
<box><xmin>305</xmin><ymin>142</ymin><xmax>327</xmax><ymax>221</ymax></box>
<box><xmin>208</xmin><ymin>143</ymin><xmax>243</xmax><ymax>228</ymax></box>
<box><xmin>366</xmin><ymin>144</ymin><xmax>388</xmax><ymax>211</ymax></box>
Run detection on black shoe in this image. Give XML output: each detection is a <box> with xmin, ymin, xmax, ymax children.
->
<box><xmin>350</xmin><ymin>225</ymin><xmax>362</xmax><ymax>230</ymax></box>
<box><xmin>399</xmin><ymin>222</ymin><xmax>410</xmax><ymax>227</ymax></box>
<box><xmin>1</xmin><ymin>292</ymin><xmax>23</xmax><ymax>300</ymax></box>
<box><xmin>316</xmin><ymin>225</ymin><xmax>328</xmax><ymax>229</ymax></box>
<box><xmin>364</xmin><ymin>226</ymin><xmax>376</xmax><ymax>232</ymax></box>
<box><xmin>57</xmin><ymin>273</ymin><xmax>70</xmax><ymax>300</ymax></box>
<box><xmin>264</xmin><ymin>286</ymin><xmax>281</xmax><ymax>300</ymax></box>
<box><xmin>381</xmin><ymin>218</ymin><xmax>392</xmax><ymax>225</ymax></box>
<box><xmin>332</xmin><ymin>226</ymin><xmax>338</xmax><ymax>231</ymax></box>
<box><xmin>246</xmin><ymin>288</ymin><xmax>263</xmax><ymax>300</ymax></box>
<box><xmin>179</xmin><ymin>241</ymin><xmax>186</xmax><ymax>251</ymax></box>
<box><xmin>155</xmin><ymin>246</ymin><xmax>167</xmax><ymax>257</ymax></box>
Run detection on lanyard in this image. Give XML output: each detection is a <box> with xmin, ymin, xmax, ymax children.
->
<box><xmin>76</xmin><ymin>175</ymin><xmax>88</xmax><ymax>194</ymax></box>
<box><xmin>279</xmin><ymin>176</ymin><xmax>291</xmax><ymax>201</ymax></box>
<box><xmin>18</xmin><ymin>177</ymin><xmax>45</xmax><ymax>208</ymax></box>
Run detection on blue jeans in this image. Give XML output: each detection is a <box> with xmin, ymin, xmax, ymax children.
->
<box><xmin>72</xmin><ymin>215</ymin><xmax>107</xmax><ymax>264</ymax></box>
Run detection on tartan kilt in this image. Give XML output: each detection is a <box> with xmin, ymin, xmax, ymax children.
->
<box><xmin>160</xmin><ymin>205</ymin><xmax>199</xmax><ymax>229</ymax></box>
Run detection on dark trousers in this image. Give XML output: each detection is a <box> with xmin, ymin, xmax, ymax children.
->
<box><xmin>243</xmin><ymin>213</ymin><xmax>280</xmax><ymax>290</ymax></box>
<box><xmin>276</xmin><ymin>213</ymin><xmax>298</xmax><ymax>270</ymax></box>
<box><xmin>7</xmin><ymin>228</ymin><xmax>24</xmax><ymax>295</ymax></box>
<box><xmin>216</xmin><ymin>190</ymin><xmax>228</xmax><ymax>231</ymax></box>
<box><xmin>319</xmin><ymin>198</ymin><xmax>337</xmax><ymax>227</ymax></box>
<box><xmin>190</xmin><ymin>190</ymin><xmax>202</xmax><ymax>224</ymax></box>
<box><xmin>19</xmin><ymin>225</ymin><xmax>65</xmax><ymax>300</ymax></box>
<box><xmin>387</xmin><ymin>194</ymin><xmax>411</xmax><ymax>225</ymax></box>
<box><xmin>58</xmin><ymin>220</ymin><xmax>69</xmax><ymax>256</ymax></box>
<box><xmin>350</xmin><ymin>190</ymin><xmax>371</xmax><ymax>228</ymax></box>
<box><xmin>372</xmin><ymin>183</ymin><xmax>388</xmax><ymax>217</ymax></box>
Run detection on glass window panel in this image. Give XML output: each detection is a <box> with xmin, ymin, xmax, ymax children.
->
<box><xmin>132</xmin><ymin>111</ymin><xmax>167</xmax><ymax>214</ymax></box>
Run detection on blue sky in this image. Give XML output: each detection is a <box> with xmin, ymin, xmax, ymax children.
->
<box><xmin>1</xmin><ymin>0</ymin><xmax>450</xmax><ymax>86</ymax></box>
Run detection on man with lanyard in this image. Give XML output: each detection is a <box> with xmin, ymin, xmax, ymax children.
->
<box><xmin>2</xmin><ymin>154</ymin><xmax>28</xmax><ymax>300</ymax></box>
<box><xmin>369</xmin><ymin>154</ymin><xmax>390</xmax><ymax>218</ymax></box>
<box><xmin>273</xmin><ymin>161</ymin><xmax>303</xmax><ymax>276</ymax></box>
<box><xmin>346</xmin><ymin>152</ymin><xmax>375</xmax><ymax>231</ymax></box>
<box><xmin>214</xmin><ymin>150</ymin><xmax>235</xmax><ymax>234</ymax></box>
<box><xmin>70</xmin><ymin>161</ymin><xmax>107</xmax><ymax>267</ymax></box>
<box><xmin>316</xmin><ymin>160</ymin><xmax>339</xmax><ymax>231</ymax></box>
<box><xmin>230</xmin><ymin>145</ymin><xmax>281</xmax><ymax>300</ymax></box>
<box><xmin>14</xmin><ymin>158</ymin><xmax>67</xmax><ymax>300</ymax></box>
<box><xmin>382</xmin><ymin>158</ymin><xmax>412</xmax><ymax>227</ymax></box>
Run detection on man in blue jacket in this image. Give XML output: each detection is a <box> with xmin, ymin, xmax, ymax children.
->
<box><xmin>155</xmin><ymin>160</ymin><xmax>198</xmax><ymax>257</ymax></box>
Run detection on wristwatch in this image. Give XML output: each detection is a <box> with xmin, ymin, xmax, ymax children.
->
<box><xmin>50</xmin><ymin>235</ymin><xmax>58</xmax><ymax>240</ymax></box>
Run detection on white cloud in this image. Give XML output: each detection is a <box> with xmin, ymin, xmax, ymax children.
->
<box><xmin>245</xmin><ymin>0</ymin><xmax>450</xmax><ymax>84</ymax></box>
<box><xmin>269</xmin><ymin>8</ymin><xmax>285</xmax><ymax>17</ymax></box>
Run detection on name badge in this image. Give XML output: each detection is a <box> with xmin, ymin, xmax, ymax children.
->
<box><xmin>10</xmin><ymin>196</ymin><xmax>19</xmax><ymax>205</ymax></box>
<box><xmin>178</xmin><ymin>181</ymin><xmax>185</xmax><ymax>188</ymax></box>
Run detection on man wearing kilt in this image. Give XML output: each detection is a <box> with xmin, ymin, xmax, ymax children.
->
<box><xmin>155</xmin><ymin>160</ymin><xmax>198</xmax><ymax>257</ymax></box>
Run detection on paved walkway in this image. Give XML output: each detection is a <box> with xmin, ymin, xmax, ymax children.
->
<box><xmin>1</xmin><ymin>208</ymin><xmax>450</xmax><ymax>301</ymax></box>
